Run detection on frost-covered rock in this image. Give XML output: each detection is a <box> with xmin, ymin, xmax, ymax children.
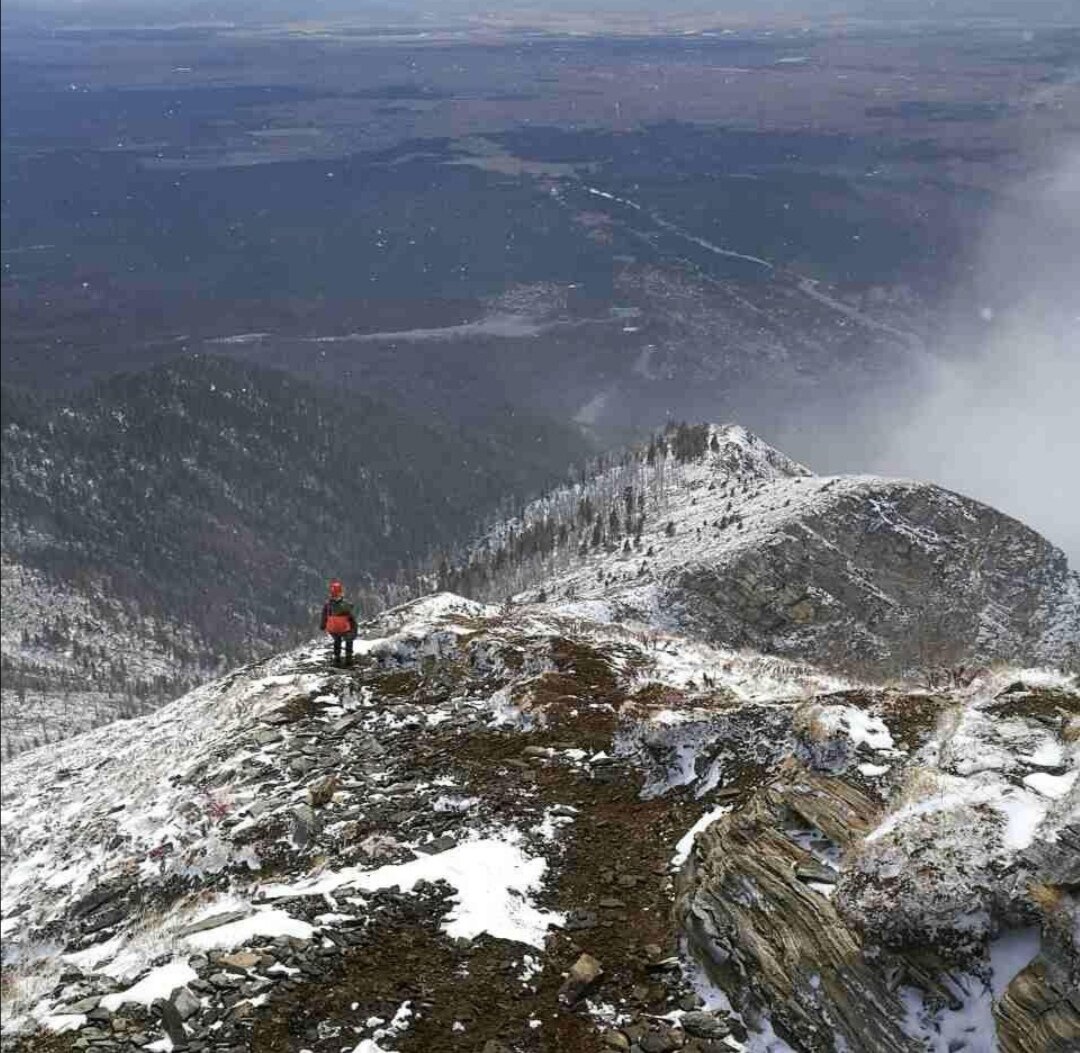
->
<box><xmin>837</xmin><ymin>674</ymin><xmax>1079</xmax><ymax>957</ymax></box>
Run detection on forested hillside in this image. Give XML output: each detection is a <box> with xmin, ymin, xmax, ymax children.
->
<box><xmin>0</xmin><ymin>356</ymin><xmax>588</xmax><ymax>751</ymax></box>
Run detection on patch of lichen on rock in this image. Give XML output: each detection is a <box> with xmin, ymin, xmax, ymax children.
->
<box><xmin>368</xmin><ymin>669</ymin><xmax>423</xmax><ymax>698</ymax></box>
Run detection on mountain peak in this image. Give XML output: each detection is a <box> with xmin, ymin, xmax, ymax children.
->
<box><xmin>692</xmin><ymin>421</ymin><xmax>813</xmax><ymax>481</ymax></box>
<box><xmin>444</xmin><ymin>423</ymin><xmax>1078</xmax><ymax>677</ymax></box>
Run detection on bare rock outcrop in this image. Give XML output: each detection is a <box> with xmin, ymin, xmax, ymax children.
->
<box><xmin>675</xmin><ymin>677</ymin><xmax>1080</xmax><ymax>1053</ymax></box>
<box><xmin>668</xmin><ymin>478</ymin><xmax>1080</xmax><ymax>676</ymax></box>
<box><xmin>674</xmin><ymin>760</ymin><xmax>928</xmax><ymax>1053</ymax></box>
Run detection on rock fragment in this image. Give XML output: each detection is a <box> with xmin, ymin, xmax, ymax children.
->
<box><xmin>291</xmin><ymin>803</ymin><xmax>317</xmax><ymax>846</ymax></box>
<box><xmin>306</xmin><ymin>773</ymin><xmax>339</xmax><ymax>807</ymax></box>
<box><xmin>559</xmin><ymin>952</ymin><xmax>603</xmax><ymax>1004</ymax></box>
<box><xmin>680</xmin><ymin>1010</ymin><xmax>730</xmax><ymax>1040</ymax></box>
<box><xmin>169</xmin><ymin>986</ymin><xmax>201</xmax><ymax>1021</ymax></box>
<box><xmin>153</xmin><ymin>997</ymin><xmax>188</xmax><ymax>1049</ymax></box>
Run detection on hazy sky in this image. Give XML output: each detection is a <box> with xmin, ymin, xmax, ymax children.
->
<box><xmin>868</xmin><ymin>146</ymin><xmax>1079</xmax><ymax>565</ymax></box>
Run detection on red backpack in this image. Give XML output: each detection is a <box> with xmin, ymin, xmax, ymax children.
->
<box><xmin>325</xmin><ymin>599</ymin><xmax>353</xmax><ymax>635</ymax></box>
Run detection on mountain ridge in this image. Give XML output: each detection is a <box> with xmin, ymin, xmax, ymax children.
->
<box><xmin>1</xmin><ymin>591</ymin><xmax>1076</xmax><ymax>1052</ymax></box>
<box><xmin>441</xmin><ymin>423</ymin><xmax>1079</xmax><ymax>678</ymax></box>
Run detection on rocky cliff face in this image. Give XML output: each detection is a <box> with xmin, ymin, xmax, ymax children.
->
<box><xmin>2</xmin><ymin>594</ymin><xmax>1076</xmax><ymax>1052</ymax></box>
<box><xmin>667</xmin><ymin>476</ymin><xmax>1078</xmax><ymax>675</ymax></box>
<box><xmin>675</xmin><ymin>676</ymin><xmax>1080</xmax><ymax>1053</ymax></box>
<box><xmin>518</xmin><ymin>425</ymin><xmax>1079</xmax><ymax>677</ymax></box>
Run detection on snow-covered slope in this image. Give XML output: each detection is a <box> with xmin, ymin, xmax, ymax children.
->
<box><xmin>1</xmin><ymin>557</ymin><xmax>218</xmax><ymax>756</ymax></box>
<box><xmin>491</xmin><ymin>425</ymin><xmax>1079</xmax><ymax>676</ymax></box>
<box><xmin>3</xmin><ymin>594</ymin><xmax>1077</xmax><ymax>1052</ymax></box>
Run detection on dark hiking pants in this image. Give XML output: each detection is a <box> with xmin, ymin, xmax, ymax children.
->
<box><xmin>331</xmin><ymin>634</ymin><xmax>354</xmax><ymax>666</ymax></box>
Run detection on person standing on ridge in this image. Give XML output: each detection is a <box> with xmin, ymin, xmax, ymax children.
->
<box><xmin>320</xmin><ymin>580</ymin><xmax>358</xmax><ymax>667</ymax></box>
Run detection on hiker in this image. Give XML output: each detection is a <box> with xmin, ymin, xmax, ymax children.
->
<box><xmin>320</xmin><ymin>580</ymin><xmax>358</xmax><ymax>667</ymax></box>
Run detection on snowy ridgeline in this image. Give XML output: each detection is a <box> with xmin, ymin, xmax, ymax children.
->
<box><xmin>1</xmin><ymin>592</ymin><xmax>1077</xmax><ymax>1053</ymax></box>
<box><xmin>449</xmin><ymin>424</ymin><xmax>1079</xmax><ymax>677</ymax></box>
<box><xmin>5</xmin><ymin>422</ymin><xmax>1076</xmax><ymax>757</ymax></box>
<box><xmin>445</xmin><ymin>423</ymin><xmax>813</xmax><ymax>600</ymax></box>
<box><xmin>0</xmin><ymin>557</ymin><xmax>221</xmax><ymax>756</ymax></box>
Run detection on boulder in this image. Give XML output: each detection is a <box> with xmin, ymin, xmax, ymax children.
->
<box><xmin>995</xmin><ymin>825</ymin><xmax>1080</xmax><ymax>1052</ymax></box>
<box><xmin>169</xmin><ymin>986</ymin><xmax>201</xmax><ymax>1022</ymax></box>
<box><xmin>680</xmin><ymin>1011</ymin><xmax>730</xmax><ymax>1040</ymax></box>
<box><xmin>559</xmin><ymin>953</ymin><xmax>603</xmax><ymax>1004</ymax></box>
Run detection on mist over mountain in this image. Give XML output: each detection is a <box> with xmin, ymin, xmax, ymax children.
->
<box><xmin>769</xmin><ymin>145</ymin><xmax>1079</xmax><ymax>565</ymax></box>
<box><xmin>877</xmin><ymin>146</ymin><xmax>1080</xmax><ymax>565</ymax></box>
<box><xmin>2</xmin><ymin>8</ymin><xmax>1079</xmax><ymax>1049</ymax></box>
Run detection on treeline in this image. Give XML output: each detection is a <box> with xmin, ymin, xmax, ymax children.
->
<box><xmin>0</xmin><ymin>686</ymin><xmax>180</xmax><ymax>758</ymax></box>
<box><xmin>2</xmin><ymin>353</ymin><xmax>588</xmax><ymax>658</ymax></box>
<box><xmin>1</xmin><ymin>649</ymin><xmax>207</xmax><ymax>704</ymax></box>
<box><xmin>427</xmin><ymin>422</ymin><xmax>724</xmax><ymax>604</ymax></box>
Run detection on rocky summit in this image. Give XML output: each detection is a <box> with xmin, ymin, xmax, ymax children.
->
<box><xmin>2</xmin><ymin>586</ymin><xmax>1078</xmax><ymax>1053</ymax></box>
<box><xmin>500</xmin><ymin>426</ymin><xmax>1078</xmax><ymax>678</ymax></box>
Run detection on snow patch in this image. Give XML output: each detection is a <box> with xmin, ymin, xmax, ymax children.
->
<box><xmin>1022</xmin><ymin>770</ymin><xmax>1077</xmax><ymax>799</ymax></box>
<box><xmin>672</xmin><ymin>806</ymin><xmax>732</xmax><ymax>868</ymax></box>
<box><xmin>858</xmin><ymin>762</ymin><xmax>891</xmax><ymax>777</ymax></box>
<box><xmin>264</xmin><ymin>837</ymin><xmax>563</xmax><ymax>948</ymax></box>
<box><xmin>181</xmin><ymin>908</ymin><xmax>313</xmax><ymax>951</ymax></box>
<box><xmin>989</xmin><ymin>927</ymin><xmax>1041</xmax><ymax>1000</ymax></box>
<box><xmin>100</xmin><ymin>960</ymin><xmax>197</xmax><ymax>1011</ymax></box>
<box><xmin>42</xmin><ymin>1014</ymin><xmax>86</xmax><ymax>1034</ymax></box>
<box><xmin>816</xmin><ymin>705</ymin><xmax>894</xmax><ymax>752</ymax></box>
